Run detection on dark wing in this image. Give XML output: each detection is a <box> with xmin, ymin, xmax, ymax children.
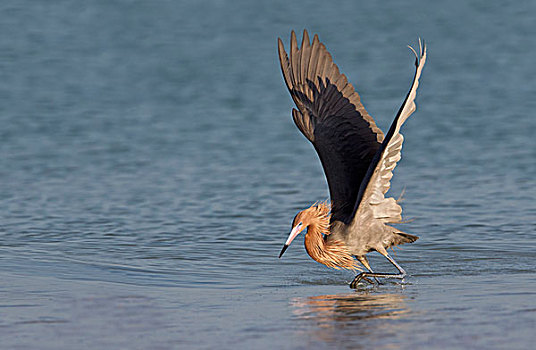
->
<box><xmin>278</xmin><ymin>30</ymin><xmax>384</xmax><ymax>223</ymax></box>
<box><xmin>353</xmin><ymin>40</ymin><xmax>427</xmax><ymax>225</ymax></box>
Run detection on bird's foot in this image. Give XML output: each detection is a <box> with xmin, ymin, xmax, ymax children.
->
<box><xmin>350</xmin><ymin>273</ymin><xmax>375</xmax><ymax>288</ymax></box>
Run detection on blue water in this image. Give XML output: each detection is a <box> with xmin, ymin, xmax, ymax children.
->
<box><xmin>1</xmin><ymin>1</ymin><xmax>535</xmax><ymax>349</ymax></box>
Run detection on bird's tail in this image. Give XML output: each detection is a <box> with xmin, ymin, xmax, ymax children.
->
<box><xmin>392</xmin><ymin>230</ymin><xmax>419</xmax><ymax>246</ymax></box>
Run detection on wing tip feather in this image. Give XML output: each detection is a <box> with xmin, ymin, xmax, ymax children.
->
<box><xmin>302</xmin><ymin>29</ymin><xmax>310</xmax><ymax>48</ymax></box>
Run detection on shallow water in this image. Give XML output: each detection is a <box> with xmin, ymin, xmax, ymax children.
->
<box><xmin>0</xmin><ymin>0</ymin><xmax>535</xmax><ymax>349</ymax></box>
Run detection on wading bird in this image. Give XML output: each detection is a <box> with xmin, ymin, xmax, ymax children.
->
<box><xmin>278</xmin><ymin>30</ymin><xmax>426</xmax><ymax>288</ymax></box>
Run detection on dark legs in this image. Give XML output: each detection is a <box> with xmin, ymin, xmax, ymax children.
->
<box><xmin>355</xmin><ymin>256</ymin><xmax>379</xmax><ymax>285</ymax></box>
<box><xmin>350</xmin><ymin>254</ymin><xmax>407</xmax><ymax>289</ymax></box>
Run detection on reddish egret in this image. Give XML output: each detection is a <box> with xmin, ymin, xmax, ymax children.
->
<box><xmin>278</xmin><ymin>30</ymin><xmax>426</xmax><ymax>288</ymax></box>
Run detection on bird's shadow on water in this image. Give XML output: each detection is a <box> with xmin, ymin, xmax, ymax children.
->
<box><xmin>290</xmin><ymin>286</ymin><xmax>411</xmax><ymax>349</ymax></box>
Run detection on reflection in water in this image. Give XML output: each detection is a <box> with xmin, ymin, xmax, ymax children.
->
<box><xmin>291</xmin><ymin>291</ymin><xmax>410</xmax><ymax>349</ymax></box>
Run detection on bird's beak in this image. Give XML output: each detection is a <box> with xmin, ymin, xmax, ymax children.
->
<box><xmin>279</xmin><ymin>223</ymin><xmax>303</xmax><ymax>258</ymax></box>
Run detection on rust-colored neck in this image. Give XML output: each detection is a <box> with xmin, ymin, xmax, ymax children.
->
<box><xmin>302</xmin><ymin>205</ymin><xmax>360</xmax><ymax>271</ymax></box>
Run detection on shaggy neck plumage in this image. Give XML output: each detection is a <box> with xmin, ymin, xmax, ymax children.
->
<box><xmin>303</xmin><ymin>206</ymin><xmax>360</xmax><ymax>271</ymax></box>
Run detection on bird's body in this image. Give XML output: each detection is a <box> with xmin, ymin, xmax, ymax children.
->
<box><xmin>277</xmin><ymin>30</ymin><xmax>426</xmax><ymax>287</ymax></box>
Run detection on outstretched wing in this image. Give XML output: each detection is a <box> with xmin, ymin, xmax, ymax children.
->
<box><xmin>353</xmin><ymin>40</ymin><xmax>427</xmax><ymax>225</ymax></box>
<box><xmin>278</xmin><ymin>30</ymin><xmax>384</xmax><ymax>223</ymax></box>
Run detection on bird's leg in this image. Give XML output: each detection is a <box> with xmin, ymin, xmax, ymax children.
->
<box><xmin>350</xmin><ymin>257</ymin><xmax>375</xmax><ymax>287</ymax></box>
<box><xmin>385</xmin><ymin>253</ymin><xmax>407</xmax><ymax>278</ymax></box>
<box><xmin>358</xmin><ymin>256</ymin><xmax>381</xmax><ymax>284</ymax></box>
<box><xmin>350</xmin><ymin>273</ymin><xmax>374</xmax><ymax>287</ymax></box>
<box><xmin>350</xmin><ymin>254</ymin><xmax>406</xmax><ymax>289</ymax></box>
<box><xmin>352</xmin><ymin>256</ymin><xmax>380</xmax><ymax>286</ymax></box>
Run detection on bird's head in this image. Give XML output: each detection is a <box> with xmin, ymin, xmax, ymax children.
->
<box><xmin>279</xmin><ymin>204</ymin><xmax>329</xmax><ymax>258</ymax></box>
<box><xmin>278</xmin><ymin>210</ymin><xmax>309</xmax><ymax>258</ymax></box>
